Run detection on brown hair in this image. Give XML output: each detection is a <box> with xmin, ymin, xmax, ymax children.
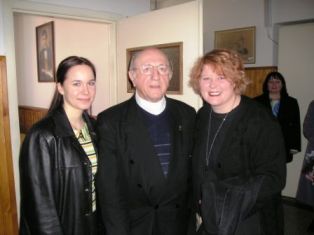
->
<box><xmin>48</xmin><ymin>56</ymin><xmax>96</xmax><ymax>114</ymax></box>
<box><xmin>189</xmin><ymin>48</ymin><xmax>249</xmax><ymax>95</ymax></box>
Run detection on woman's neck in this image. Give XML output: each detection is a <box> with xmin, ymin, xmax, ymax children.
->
<box><xmin>63</xmin><ymin>105</ymin><xmax>84</xmax><ymax>130</ymax></box>
<box><xmin>269</xmin><ymin>92</ymin><xmax>281</xmax><ymax>100</ymax></box>
<box><xmin>212</xmin><ymin>95</ymin><xmax>241</xmax><ymax>114</ymax></box>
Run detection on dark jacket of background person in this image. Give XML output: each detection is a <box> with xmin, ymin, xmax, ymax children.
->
<box><xmin>192</xmin><ymin>97</ymin><xmax>286</xmax><ymax>235</ymax></box>
<box><xmin>96</xmin><ymin>96</ymin><xmax>196</xmax><ymax>235</ymax></box>
<box><xmin>254</xmin><ymin>73</ymin><xmax>301</xmax><ymax>163</ymax></box>
<box><xmin>19</xmin><ymin>108</ymin><xmax>101</xmax><ymax>235</ymax></box>
<box><xmin>296</xmin><ymin>100</ymin><xmax>314</xmax><ymax>207</ymax></box>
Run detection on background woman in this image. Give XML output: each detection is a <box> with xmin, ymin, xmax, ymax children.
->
<box><xmin>189</xmin><ymin>49</ymin><xmax>286</xmax><ymax>235</ymax></box>
<box><xmin>254</xmin><ymin>71</ymin><xmax>301</xmax><ymax>163</ymax></box>
<box><xmin>19</xmin><ymin>56</ymin><xmax>102</xmax><ymax>234</ymax></box>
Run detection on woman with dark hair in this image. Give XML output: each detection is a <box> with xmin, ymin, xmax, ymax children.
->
<box><xmin>255</xmin><ymin>71</ymin><xmax>301</xmax><ymax>163</ymax></box>
<box><xmin>19</xmin><ymin>56</ymin><xmax>103</xmax><ymax>234</ymax></box>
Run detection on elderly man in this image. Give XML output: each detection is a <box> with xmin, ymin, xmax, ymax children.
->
<box><xmin>96</xmin><ymin>47</ymin><xmax>196</xmax><ymax>235</ymax></box>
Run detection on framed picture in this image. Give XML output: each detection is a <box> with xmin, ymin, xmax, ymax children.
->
<box><xmin>36</xmin><ymin>21</ymin><xmax>56</xmax><ymax>82</ymax></box>
<box><xmin>214</xmin><ymin>26</ymin><xmax>256</xmax><ymax>64</ymax></box>
<box><xmin>126</xmin><ymin>42</ymin><xmax>183</xmax><ymax>94</ymax></box>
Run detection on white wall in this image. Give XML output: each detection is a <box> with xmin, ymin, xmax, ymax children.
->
<box><xmin>0</xmin><ymin>0</ymin><xmax>4</xmax><ymax>54</ymax></box>
<box><xmin>156</xmin><ymin>0</ymin><xmax>193</xmax><ymax>9</ymax></box>
<box><xmin>203</xmin><ymin>0</ymin><xmax>274</xmax><ymax>67</ymax></box>
<box><xmin>272</xmin><ymin>0</ymin><xmax>314</xmax><ymax>24</ymax></box>
<box><xmin>117</xmin><ymin>1</ymin><xmax>203</xmax><ymax>110</ymax></box>
<box><xmin>14</xmin><ymin>13</ymin><xmax>112</xmax><ymax>115</ymax></box>
<box><xmin>279</xmin><ymin>22</ymin><xmax>314</xmax><ymax>197</ymax></box>
<box><xmin>13</xmin><ymin>0</ymin><xmax>150</xmax><ymax>17</ymax></box>
<box><xmin>203</xmin><ymin>0</ymin><xmax>314</xmax><ymax>67</ymax></box>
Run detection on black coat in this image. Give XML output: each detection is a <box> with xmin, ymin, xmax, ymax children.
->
<box><xmin>296</xmin><ymin>101</ymin><xmax>314</xmax><ymax>207</ymax></box>
<box><xmin>19</xmin><ymin>108</ymin><xmax>102</xmax><ymax>235</ymax></box>
<box><xmin>96</xmin><ymin>96</ymin><xmax>196</xmax><ymax>235</ymax></box>
<box><xmin>254</xmin><ymin>94</ymin><xmax>301</xmax><ymax>162</ymax></box>
<box><xmin>192</xmin><ymin>96</ymin><xmax>286</xmax><ymax>235</ymax></box>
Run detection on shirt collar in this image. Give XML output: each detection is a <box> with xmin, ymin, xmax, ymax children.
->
<box><xmin>135</xmin><ymin>92</ymin><xmax>166</xmax><ymax>115</ymax></box>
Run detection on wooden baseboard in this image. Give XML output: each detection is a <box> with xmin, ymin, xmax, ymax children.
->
<box><xmin>18</xmin><ymin>105</ymin><xmax>48</xmax><ymax>133</ymax></box>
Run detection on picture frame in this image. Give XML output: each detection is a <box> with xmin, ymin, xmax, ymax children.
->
<box><xmin>214</xmin><ymin>26</ymin><xmax>256</xmax><ymax>64</ymax></box>
<box><xmin>126</xmin><ymin>42</ymin><xmax>183</xmax><ymax>94</ymax></box>
<box><xmin>36</xmin><ymin>21</ymin><xmax>56</xmax><ymax>82</ymax></box>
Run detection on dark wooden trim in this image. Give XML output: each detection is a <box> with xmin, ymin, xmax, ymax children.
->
<box><xmin>18</xmin><ymin>105</ymin><xmax>48</xmax><ymax>133</ymax></box>
<box><xmin>245</xmin><ymin>66</ymin><xmax>277</xmax><ymax>71</ymax></box>
<box><xmin>243</xmin><ymin>66</ymin><xmax>277</xmax><ymax>97</ymax></box>
<box><xmin>0</xmin><ymin>56</ymin><xmax>18</xmax><ymax>235</ymax></box>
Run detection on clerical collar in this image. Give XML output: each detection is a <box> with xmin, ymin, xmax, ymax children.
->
<box><xmin>135</xmin><ymin>92</ymin><xmax>166</xmax><ymax>115</ymax></box>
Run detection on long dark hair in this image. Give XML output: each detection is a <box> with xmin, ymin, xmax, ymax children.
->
<box><xmin>48</xmin><ymin>56</ymin><xmax>96</xmax><ymax>114</ymax></box>
<box><xmin>262</xmin><ymin>71</ymin><xmax>288</xmax><ymax>97</ymax></box>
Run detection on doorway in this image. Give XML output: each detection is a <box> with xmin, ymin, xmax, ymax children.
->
<box><xmin>279</xmin><ymin>22</ymin><xmax>314</xmax><ymax>198</ymax></box>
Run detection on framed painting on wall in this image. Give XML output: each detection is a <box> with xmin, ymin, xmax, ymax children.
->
<box><xmin>215</xmin><ymin>26</ymin><xmax>256</xmax><ymax>64</ymax></box>
<box><xmin>36</xmin><ymin>21</ymin><xmax>56</xmax><ymax>82</ymax></box>
<box><xmin>126</xmin><ymin>42</ymin><xmax>183</xmax><ymax>94</ymax></box>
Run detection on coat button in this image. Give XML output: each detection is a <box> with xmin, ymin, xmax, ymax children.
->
<box><xmin>137</xmin><ymin>183</ymin><xmax>142</xmax><ymax>188</ymax></box>
<box><xmin>130</xmin><ymin>159</ymin><xmax>135</xmax><ymax>164</ymax></box>
<box><xmin>154</xmin><ymin>205</ymin><xmax>159</xmax><ymax>209</ymax></box>
<box><xmin>217</xmin><ymin>163</ymin><xmax>222</xmax><ymax>168</ymax></box>
<box><xmin>85</xmin><ymin>188</ymin><xmax>89</xmax><ymax>192</ymax></box>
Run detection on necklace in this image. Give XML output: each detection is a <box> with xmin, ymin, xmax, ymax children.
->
<box><xmin>204</xmin><ymin>95</ymin><xmax>240</xmax><ymax>166</ymax></box>
<box><xmin>205</xmin><ymin>109</ymin><xmax>229</xmax><ymax>166</ymax></box>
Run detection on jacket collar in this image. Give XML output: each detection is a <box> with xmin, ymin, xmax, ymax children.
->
<box><xmin>51</xmin><ymin>107</ymin><xmax>95</xmax><ymax>139</ymax></box>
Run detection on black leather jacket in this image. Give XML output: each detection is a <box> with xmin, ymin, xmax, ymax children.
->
<box><xmin>19</xmin><ymin>107</ymin><xmax>102</xmax><ymax>235</ymax></box>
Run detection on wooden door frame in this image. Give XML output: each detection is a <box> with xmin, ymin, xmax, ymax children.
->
<box><xmin>0</xmin><ymin>56</ymin><xmax>18</xmax><ymax>235</ymax></box>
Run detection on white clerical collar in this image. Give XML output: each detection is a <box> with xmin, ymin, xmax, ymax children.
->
<box><xmin>135</xmin><ymin>92</ymin><xmax>166</xmax><ymax>115</ymax></box>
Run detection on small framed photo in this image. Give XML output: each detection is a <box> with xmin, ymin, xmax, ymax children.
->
<box><xmin>215</xmin><ymin>26</ymin><xmax>256</xmax><ymax>64</ymax></box>
<box><xmin>36</xmin><ymin>21</ymin><xmax>56</xmax><ymax>82</ymax></box>
<box><xmin>126</xmin><ymin>42</ymin><xmax>183</xmax><ymax>94</ymax></box>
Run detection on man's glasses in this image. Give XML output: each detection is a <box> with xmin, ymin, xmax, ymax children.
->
<box><xmin>133</xmin><ymin>64</ymin><xmax>171</xmax><ymax>75</ymax></box>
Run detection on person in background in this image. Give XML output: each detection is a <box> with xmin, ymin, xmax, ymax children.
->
<box><xmin>189</xmin><ymin>49</ymin><xmax>286</xmax><ymax>235</ymax></box>
<box><xmin>296</xmin><ymin>100</ymin><xmax>314</xmax><ymax>232</ymax></box>
<box><xmin>254</xmin><ymin>71</ymin><xmax>301</xmax><ymax>163</ymax></box>
<box><xmin>96</xmin><ymin>47</ymin><xmax>196</xmax><ymax>235</ymax></box>
<box><xmin>19</xmin><ymin>56</ymin><xmax>103</xmax><ymax>234</ymax></box>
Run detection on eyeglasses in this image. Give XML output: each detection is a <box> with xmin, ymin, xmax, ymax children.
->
<box><xmin>133</xmin><ymin>64</ymin><xmax>171</xmax><ymax>75</ymax></box>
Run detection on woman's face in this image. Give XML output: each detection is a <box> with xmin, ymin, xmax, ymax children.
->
<box><xmin>267</xmin><ymin>78</ymin><xmax>282</xmax><ymax>94</ymax></box>
<box><xmin>57</xmin><ymin>64</ymin><xmax>96</xmax><ymax>113</ymax></box>
<box><xmin>199</xmin><ymin>64</ymin><xmax>237</xmax><ymax>113</ymax></box>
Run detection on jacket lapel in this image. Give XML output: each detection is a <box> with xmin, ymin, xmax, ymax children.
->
<box><xmin>52</xmin><ymin>108</ymin><xmax>92</xmax><ymax>161</ymax></box>
<box><xmin>165</xmin><ymin>99</ymin><xmax>183</xmax><ymax>181</ymax></box>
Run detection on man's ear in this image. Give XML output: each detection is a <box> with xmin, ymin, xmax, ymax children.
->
<box><xmin>128</xmin><ymin>71</ymin><xmax>136</xmax><ymax>87</ymax></box>
<box><xmin>168</xmin><ymin>70</ymin><xmax>173</xmax><ymax>80</ymax></box>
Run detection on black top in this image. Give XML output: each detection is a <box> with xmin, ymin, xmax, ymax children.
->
<box><xmin>193</xmin><ymin>96</ymin><xmax>286</xmax><ymax>235</ymax></box>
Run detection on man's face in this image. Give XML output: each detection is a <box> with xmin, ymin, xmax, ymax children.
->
<box><xmin>129</xmin><ymin>48</ymin><xmax>172</xmax><ymax>102</ymax></box>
